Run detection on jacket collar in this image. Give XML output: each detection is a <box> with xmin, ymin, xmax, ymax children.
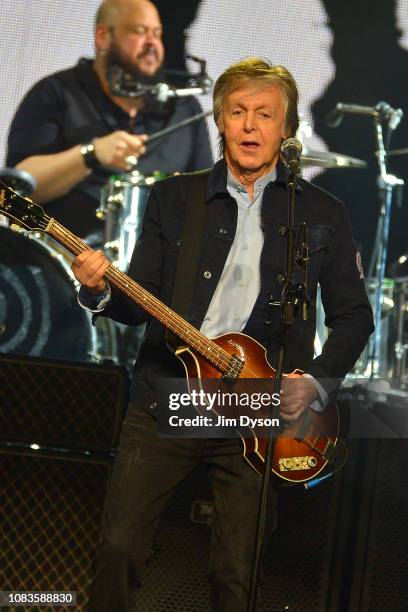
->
<box><xmin>206</xmin><ymin>157</ymin><xmax>300</xmax><ymax>202</ymax></box>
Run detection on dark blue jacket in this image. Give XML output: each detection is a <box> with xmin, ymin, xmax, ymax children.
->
<box><xmin>103</xmin><ymin>158</ymin><xmax>374</xmax><ymax>405</ymax></box>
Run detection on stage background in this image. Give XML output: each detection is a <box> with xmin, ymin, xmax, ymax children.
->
<box><xmin>1</xmin><ymin>0</ymin><xmax>408</xmax><ymax>265</ymax></box>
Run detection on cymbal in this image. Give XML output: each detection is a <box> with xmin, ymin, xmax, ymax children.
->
<box><xmin>300</xmin><ymin>149</ymin><xmax>367</xmax><ymax>169</ymax></box>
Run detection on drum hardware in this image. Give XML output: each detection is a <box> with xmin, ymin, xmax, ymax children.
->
<box><xmin>390</xmin><ymin>280</ymin><xmax>408</xmax><ymax>388</ymax></box>
<box><xmin>389</xmin><ymin>253</ymin><xmax>408</xmax><ymax>280</ymax></box>
<box><xmin>327</xmin><ymin>101</ymin><xmax>404</xmax><ymax>377</ymax></box>
<box><xmin>0</xmin><ymin>167</ymin><xmax>36</xmax><ymax>196</ymax></box>
<box><xmin>102</xmin><ymin>239</ymin><xmax>120</xmax><ymax>263</ymax></box>
<box><xmin>394</xmin><ymin>341</ymin><xmax>408</xmax><ymax>383</ymax></box>
<box><xmin>314</xmin><ymin>278</ymin><xmax>395</xmax><ymax>379</ymax></box>
<box><xmin>97</xmin><ymin>169</ymin><xmax>167</xmax><ymax>272</ymax></box>
<box><xmin>355</xmin><ymin>278</ymin><xmax>395</xmax><ymax>379</ymax></box>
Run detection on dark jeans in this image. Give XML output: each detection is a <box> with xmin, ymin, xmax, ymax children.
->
<box><xmin>88</xmin><ymin>402</ymin><xmax>277</xmax><ymax>612</ymax></box>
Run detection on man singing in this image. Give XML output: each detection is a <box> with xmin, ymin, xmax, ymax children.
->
<box><xmin>72</xmin><ymin>57</ymin><xmax>374</xmax><ymax>611</ymax></box>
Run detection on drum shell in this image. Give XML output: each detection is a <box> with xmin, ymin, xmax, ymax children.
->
<box><xmin>314</xmin><ymin>279</ymin><xmax>394</xmax><ymax>378</ymax></box>
<box><xmin>0</xmin><ymin>227</ymin><xmax>116</xmax><ymax>363</ymax></box>
<box><xmin>99</xmin><ymin>172</ymin><xmax>164</xmax><ymax>271</ymax></box>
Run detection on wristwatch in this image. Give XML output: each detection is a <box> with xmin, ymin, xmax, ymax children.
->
<box><xmin>80</xmin><ymin>142</ymin><xmax>100</xmax><ymax>170</ymax></box>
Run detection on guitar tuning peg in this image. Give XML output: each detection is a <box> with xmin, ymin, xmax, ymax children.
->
<box><xmin>10</xmin><ymin>223</ymin><xmax>23</xmax><ymax>233</ymax></box>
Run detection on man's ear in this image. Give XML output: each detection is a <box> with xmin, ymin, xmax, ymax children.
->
<box><xmin>95</xmin><ymin>24</ymin><xmax>112</xmax><ymax>53</ymax></box>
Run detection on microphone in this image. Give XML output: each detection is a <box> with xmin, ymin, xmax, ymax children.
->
<box><xmin>281</xmin><ymin>138</ymin><xmax>303</xmax><ymax>174</ymax></box>
<box><xmin>326</xmin><ymin>101</ymin><xmax>403</xmax><ymax>129</ymax></box>
<box><xmin>151</xmin><ymin>82</ymin><xmax>212</xmax><ymax>101</ymax></box>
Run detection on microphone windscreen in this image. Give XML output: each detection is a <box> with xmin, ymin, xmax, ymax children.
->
<box><xmin>280</xmin><ymin>137</ymin><xmax>302</xmax><ymax>155</ymax></box>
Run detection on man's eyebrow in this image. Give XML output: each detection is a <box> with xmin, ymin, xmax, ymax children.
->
<box><xmin>129</xmin><ymin>23</ymin><xmax>163</xmax><ymax>31</ymax></box>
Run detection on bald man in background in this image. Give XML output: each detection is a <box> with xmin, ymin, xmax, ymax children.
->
<box><xmin>6</xmin><ymin>0</ymin><xmax>212</xmax><ymax>239</ymax></box>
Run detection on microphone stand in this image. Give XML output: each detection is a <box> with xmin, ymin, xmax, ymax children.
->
<box><xmin>247</xmin><ymin>164</ymin><xmax>308</xmax><ymax>612</ymax></box>
<box><xmin>367</xmin><ymin>115</ymin><xmax>404</xmax><ymax>377</ymax></box>
<box><xmin>326</xmin><ymin>101</ymin><xmax>404</xmax><ymax>378</ymax></box>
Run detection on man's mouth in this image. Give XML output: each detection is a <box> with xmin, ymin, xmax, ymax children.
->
<box><xmin>240</xmin><ymin>141</ymin><xmax>260</xmax><ymax>150</ymax></box>
<box><xmin>138</xmin><ymin>47</ymin><xmax>158</xmax><ymax>61</ymax></box>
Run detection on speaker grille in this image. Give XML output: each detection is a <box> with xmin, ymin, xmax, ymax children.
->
<box><xmin>0</xmin><ymin>354</ymin><xmax>128</xmax><ymax>451</ymax></box>
<box><xmin>363</xmin><ymin>440</ymin><xmax>408</xmax><ymax>611</ymax></box>
<box><xmin>1</xmin><ymin>452</ymin><xmax>109</xmax><ymax>612</ymax></box>
<box><xmin>134</xmin><ymin>469</ymin><xmax>211</xmax><ymax>611</ymax></box>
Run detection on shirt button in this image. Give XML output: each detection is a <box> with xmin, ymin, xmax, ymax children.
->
<box><xmin>243</xmin><ymin>245</ymin><xmax>248</xmax><ymax>250</ymax></box>
<box><xmin>233</xmin><ymin>314</ymin><xmax>240</xmax><ymax>322</ymax></box>
<box><xmin>219</xmin><ymin>228</ymin><xmax>227</xmax><ymax>235</ymax></box>
<box><xmin>239</xmin><ymin>280</ymin><xmax>247</xmax><ymax>286</ymax></box>
<box><xmin>150</xmin><ymin>402</ymin><xmax>157</xmax><ymax>410</ymax></box>
<box><xmin>204</xmin><ymin>270</ymin><xmax>212</xmax><ymax>279</ymax></box>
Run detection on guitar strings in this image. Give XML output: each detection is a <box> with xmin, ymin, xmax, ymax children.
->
<box><xmin>49</xmin><ymin>220</ymin><xmax>332</xmax><ymax>448</ymax></box>
<box><xmin>50</xmin><ymin>221</ymin><xmax>233</xmax><ymax>371</ymax></box>
<box><xmin>3</xmin><ymin>194</ymin><xmax>332</xmax><ymax>455</ymax></box>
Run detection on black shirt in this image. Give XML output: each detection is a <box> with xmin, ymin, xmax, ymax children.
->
<box><xmin>6</xmin><ymin>58</ymin><xmax>213</xmax><ymax>237</ymax></box>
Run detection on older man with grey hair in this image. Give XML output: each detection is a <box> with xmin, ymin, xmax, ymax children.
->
<box><xmin>73</xmin><ymin>57</ymin><xmax>373</xmax><ymax>611</ymax></box>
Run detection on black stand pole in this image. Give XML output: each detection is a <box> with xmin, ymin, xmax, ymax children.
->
<box><xmin>247</xmin><ymin>168</ymin><xmax>305</xmax><ymax>612</ymax></box>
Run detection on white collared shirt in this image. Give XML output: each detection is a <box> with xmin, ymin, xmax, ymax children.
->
<box><xmin>200</xmin><ymin>167</ymin><xmax>276</xmax><ymax>337</ymax></box>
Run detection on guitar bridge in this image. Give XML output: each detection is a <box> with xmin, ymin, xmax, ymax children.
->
<box><xmin>223</xmin><ymin>354</ymin><xmax>244</xmax><ymax>380</ymax></box>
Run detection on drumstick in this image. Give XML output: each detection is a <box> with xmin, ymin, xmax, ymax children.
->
<box><xmin>147</xmin><ymin>110</ymin><xmax>213</xmax><ymax>143</ymax></box>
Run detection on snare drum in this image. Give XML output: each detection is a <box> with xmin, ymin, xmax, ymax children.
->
<box><xmin>314</xmin><ymin>278</ymin><xmax>394</xmax><ymax>378</ymax></box>
<box><xmin>356</xmin><ymin>278</ymin><xmax>395</xmax><ymax>378</ymax></box>
<box><xmin>97</xmin><ymin>170</ymin><xmax>166</xmax><ymax>271</ymax></box>
<box><xmin>0</xmin><ymin>227</ymin><xmax>117</xmax><ymax>363</ymax></box>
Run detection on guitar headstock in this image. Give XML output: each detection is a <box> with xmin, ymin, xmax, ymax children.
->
<box><xmin>0</xmin><ymin>181</ymin><xmax>49</xmax><ymax>231</ymax></box>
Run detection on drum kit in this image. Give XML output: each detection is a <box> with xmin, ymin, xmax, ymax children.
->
<box><xmin>0</xmin><ymin>126</ymin><xmax>407</xmax><ymax>384</ymax></box>
<box><xmin>96</xmin><ymin>169</ymin><xmax>166</xmax><ymax>272</ymax></box>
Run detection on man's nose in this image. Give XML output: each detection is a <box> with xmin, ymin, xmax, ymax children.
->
<box><xmin>244</xmin><ymin>112</ymin><xmax>256</xmax><ymax>131</ymax></box>
<box><xmin>144</xmin><ymin>30</ymin><xmax>156</xmax><ymax>45</ymax></box>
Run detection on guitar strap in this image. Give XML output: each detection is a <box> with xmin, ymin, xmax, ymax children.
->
<box><xmin>166</xmin><ymin>169</ymin><xmax>210</xmax><ymax>350</ymax></box>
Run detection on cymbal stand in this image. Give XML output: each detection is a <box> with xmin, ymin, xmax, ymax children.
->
<box><xmin>367</xmin><ymin>115</ymin><xmax>404</xmax><ymax>377</ymax></box>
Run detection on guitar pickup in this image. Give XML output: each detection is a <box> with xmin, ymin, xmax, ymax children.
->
<box><xmin>278</xmin><ymin>456</ymin><xmax>318</xmax><ymax>471</ymax></box>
